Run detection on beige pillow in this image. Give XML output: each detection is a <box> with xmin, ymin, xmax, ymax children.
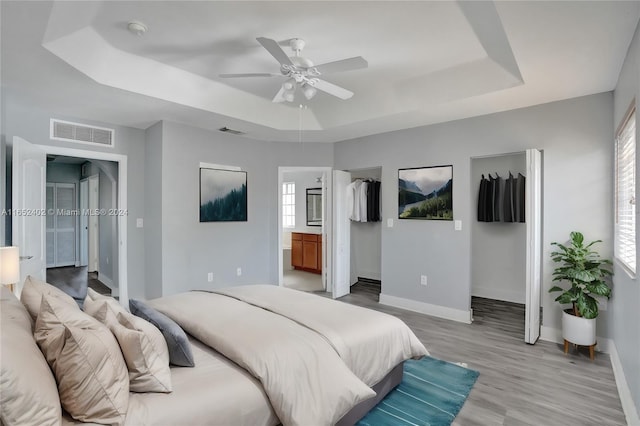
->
<box><xmin>83</xmin><ymin>290</ymin><xmax>123</xmax><ymax>320</ymax></box>
<box><xmin>0</xmin><ymin>286</ymin><xmax>62</xmax><ymax>426</ymax></box>
<box><xmin>95</xmin><ymin>302</ymin><xmax>172</xmax><ymax>393</ymax></box>
<box><xmin>20</xmin><ymin>275</ymin><xmax>78</xmax><ymax>322</ymax></box>
<box><xmin>35</xmin><ymin>293</ymin><xmax>129</xmax><ymax>425</ymax></box>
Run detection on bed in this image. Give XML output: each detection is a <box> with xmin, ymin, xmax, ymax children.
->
<box><xmin>1</xmin><ymin>283</ymin><xmax>427</xmax><ymax>426</ymax></box>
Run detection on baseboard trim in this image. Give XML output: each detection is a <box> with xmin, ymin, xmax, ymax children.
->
<box><xmin>379</xmin><ymin>294</ymin><xmax>472</xmax><ymax>324</ymax></box>
<box><xmin>540</xmin><ymin>326</ymin><xmax>611</xmax><ymax>353</ymax></box>
<box><xmin>472</xmin><ymin>287</ymin><xmax>525</xmax><ymax>305</ymax></box>
<box><xmin>610</xmin><ymin>342</ymin><xmax>640</xmax><ymax>426</ymax></box>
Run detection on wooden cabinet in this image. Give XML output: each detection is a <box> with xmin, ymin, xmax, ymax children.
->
<box><xmin>291</xmin><ymin>232</ymin><xmax>322</xmax><ymax>274</ymax></box>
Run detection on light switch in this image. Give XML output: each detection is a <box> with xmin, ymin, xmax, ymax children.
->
<box><xmin>454</xmin><ymin>220</ymin><xmax>462</xmax><ymax>231</ymax></box>
<box><xmin>387</xmin><ymin>218</ymin><xmax>394</xmax><ymax>228</ymax></box>
<box><xmin>136</xmin><ymin>218</ymin><xmax>144</xmax><ymax>228</ymax></box>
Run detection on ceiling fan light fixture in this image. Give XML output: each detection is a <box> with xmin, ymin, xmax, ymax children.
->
<box><xmin>283</xmin><ymin>90</ymin><xmax>295</xmax><ymax>102</ymax></box>
<box><xmin>127</xmin><ymin>20</ymin><xmax>148</xmax><ymax>36</ymax></box>
<box><xmin>282</xmin><ymin>80</ymin><xmax>295</xmax><ymax>91</ymax></box>
<box><xmin>302</xmin><ymin>85</ymin><xmax>317</xmax><ymax>100</ymax></box>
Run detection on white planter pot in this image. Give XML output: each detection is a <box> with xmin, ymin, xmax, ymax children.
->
<box><xmin>562</xmin><ymin>309</ymin><xmax>596</xmax><ymax>346</ymax></box>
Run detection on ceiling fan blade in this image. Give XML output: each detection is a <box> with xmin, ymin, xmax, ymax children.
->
<box><xmin>257</xmin><ymin>37</ymin><xmax>293</xmax><ymax>66</ymax></box>
<box><xmin>310</xmin><ymin>79</ymin><xmax>354</xmax><ymax>100</ymax></box>
<box><xmin>312</xmin><ymin>57</ymin><xmax>368</xmax><ymax>75</ymax></box>
<box><xmin>219</xmin><ymin>73</ymin><xmax>281</xmax><ymax>78</ymax></box>
<box><xmin>272</xmin><ymin>86</ymin><xmax>286</xmax><ymax>103</ymax></box>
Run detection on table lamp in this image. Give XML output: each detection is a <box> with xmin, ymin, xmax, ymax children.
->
<box><xmin>0</xmin><ymin>246</ymin><xmax>20</xmax><ymax>293</ymax></box>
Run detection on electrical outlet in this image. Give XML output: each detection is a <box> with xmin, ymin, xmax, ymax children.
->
<box><xmin>420</xmin><ymin>275</ymin><xmax>427</xmax><ymax>286</ymax></box>
<box><xmin>207</xmin><ymin>272</ymin><xmax>213</xmax><ymax>282</ymax></box>
<box><xmin>454</xmin><ymin>220</ymin><xmax>462</xmax><ymax>231</ymax></box>
<box><xmin>236</xmin><ymin>267</ymin><xmax>242</xmax><ymax>276</ymax></box>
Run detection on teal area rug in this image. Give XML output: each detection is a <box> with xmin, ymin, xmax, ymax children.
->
<box><xmin>357</xmin><ymin>356</ymin><xmax>479</xmax><ymax>426</ymax></box>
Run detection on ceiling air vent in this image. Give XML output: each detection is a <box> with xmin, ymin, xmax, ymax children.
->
<box><xmin>218</xmin><ymin>127</ymin><xmax>245</xmax><ymax>136</ymax></box>
<box><xmin>50</xmin><ymin>119</ymin><xmax>114</xmax><ymax>147</ymax></box>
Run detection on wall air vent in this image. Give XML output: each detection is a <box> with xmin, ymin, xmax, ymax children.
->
<box><xmin>50</xmin><ymin>119</ymin><xmax>114</xmax><ymax>147</ymax></box>
<box><xmin>218</xmin><ymin>127</ymin><xmax>245</xmax><ymax>136</ymax></box>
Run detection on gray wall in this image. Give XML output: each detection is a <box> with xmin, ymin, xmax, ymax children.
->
<box><xmin>611</xmin><ymin>21</ymin><xmax>640</xmax><ymax>413</ymax></box>
<box><xmin>2</xmin><ymin>100</ymin><xmax>147</xmax><ymax>299</ymax></box>
<box><xmin>46</xmin><ymin>163</ymin><xmax>81</xmax><ymax>184</ymax></box>
<box><xmin>1</xmin><ymin>140</ymin><xmax>5</xmax><ymax>245</ymax></box>
<box><xmin>349</xmin><ymin>168</ymin><xmax>382</xmax><ymax>284</ymax></box>
<box><xmin>471</xmin><ymin>154</ymin><xmax>526</xmax><ymax>304</ymax></box>
<box><xmin>144</xmin><ymin>121</ymin><xmax>163</xmax><ymax>299</ymax></box>
<box><xmin>152</xmin><ymin>121</ymin><xmax>334</xmax><ymax>297</ymax></box>
<box><xmin>334</xmin><ymin>93</ymin><xmax>613</xmax><ymax>335</ymax></box>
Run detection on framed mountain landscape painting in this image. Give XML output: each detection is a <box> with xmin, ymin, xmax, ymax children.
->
<box><xmin>398</xmin><ymin>165</ymin><xmax>453</xmax><ymax>220</ymax></box>
<box><xmin>200</xmin><ymin>167</ymin><xmax>247</xmax><ymax>222</ymax></box>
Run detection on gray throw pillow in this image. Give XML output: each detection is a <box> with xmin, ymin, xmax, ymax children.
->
<box><xmin>129</xmin><ymin>299</ymin><xmax>195</xmax><ymax>367</ymax></box>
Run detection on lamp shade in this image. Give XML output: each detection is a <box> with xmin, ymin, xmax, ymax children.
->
<box><xmin>0</xmin><ymin>246</ymin><xmax>20</xmax><ymax>285</ymax></box>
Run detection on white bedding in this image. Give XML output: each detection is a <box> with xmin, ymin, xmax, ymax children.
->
<box><xmin>149</xmin><ymin>292</ymin><xmax>375</xmax><ymax>426</ymax></box>
<box><xmin>213</xmin><ymin>285</ymin><xmax>429</xmax><ymax>386</ymax></box>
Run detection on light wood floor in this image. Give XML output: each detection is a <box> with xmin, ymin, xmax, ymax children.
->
<box><xmin>336</xmin><ymin>285</ymin><xmax>626</xmax><ymax>426</ymax></box>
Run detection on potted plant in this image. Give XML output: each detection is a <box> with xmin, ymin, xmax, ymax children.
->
<box><xmin>549</xmin><ymin>231</ymin><xmax>613</xmax><ymax>352</ymax></box>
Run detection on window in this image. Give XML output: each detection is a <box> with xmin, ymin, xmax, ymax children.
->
<box><xmin>282</xmin><ymin>182</ymin><xmax>295</xmax><ymax>228</ymax></box>
<box><xmin>615</xmin><ymin>105</ymin><xmax>636</xmax><ymax>274</ymax></box>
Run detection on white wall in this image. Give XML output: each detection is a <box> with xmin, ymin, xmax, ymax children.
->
<box><xmin>611</xmin><ymin>20</ymin><xmax>640</xmax><ymax>416</ymax></box>
<box><xmin>471</xmin><ymin>154</ymin><xmax>526</xmax><ymax>304</ymax></box>
<box><xmin>152</xmin><ymin>121</ymin><xmax>334</xmax><ymax>297</ymax></box>
<box><xmin>335</xmin><ymin>93</ymin><xmax>613</xmax><ymax>330</ymax></box>
<box><xmin>349</xmin><ymin>168</ymin><xmax>382</xmax><ymax>284</ymax></box>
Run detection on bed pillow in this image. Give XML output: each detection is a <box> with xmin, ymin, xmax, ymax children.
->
<box><xmin>129</xmin><ymin>299</ymin><xmax>195</xmax><ymax>367</ymax></box>
<box><xmin>35</xmin><ymin>293</ymin><xmax>129</xmax><ymax>425</ymax></box>
<box><xmin>0</xmin><ymin>286</ymin><xmax>62</xmax><ymax>426</ymax></box>
<box><xmin>83</xmin><ymin>290</ymin><xmax>124</xmax><ymax>320</ymax></box>
<box><xmin>20</xmin><ymin>275</ymin><xmax>79</xmax><ymax>322</ymax></box>
<box><xmin>92</xmin><ymin>301</ymin><xmax>172</xmax><ymax>393</ymax></box>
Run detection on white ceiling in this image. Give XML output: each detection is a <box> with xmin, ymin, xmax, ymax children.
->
<box><xmin>2</xmin><ymin>1</ymin><xmax>639</xmax><ymax>143</ymax></box>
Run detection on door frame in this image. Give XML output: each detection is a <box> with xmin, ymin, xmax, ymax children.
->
<box><xmin>277</xmin><ymin>166</ymin><xmax>333</xmax><ymax>294</ymax></box>
<box><xmin>79</xmin><ymin>178</ymin><xmax>89</xmax><ymax>267</ymax></box>
<box><xmin>87</xmin><ymin>174</ymin><xmax>100</xmax><ymax>274</ymax></box>
<box><xmin>32</xmin><ymin>144</ymin><xmax>128</xmax><ymax>307</ymax></box>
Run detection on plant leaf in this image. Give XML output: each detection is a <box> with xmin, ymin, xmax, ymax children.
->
<box><xmin>549</xmin><ymin>286</ymin><xmax>565</xmax><ymax>293</ymax></box>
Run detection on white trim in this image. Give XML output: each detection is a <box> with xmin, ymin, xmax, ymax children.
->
<box><xmin>610</xmin><ymin>342</ymin><xmax>640</xmax><ymax>426</ymax></box>
<box><xmin>472</xmin><ymin>287</ymin><xmax>525</xmax><ymax>304</ymax></box>
<box><xmin>50</xmin><ymin>118</ymin><xmax>115</xmax><ymax>148</ymax></box>
<box><xmin>199</xmin><ymin>162</ymin><xmax>240</xmax><ymax>171</ymax></box>
<box><xmin>540</xmin><ymin>326</ymin><xmax>611</xmax><ymax>353</ymax></box>
<box><xmin>379</xmin><ymin>294</ymin><xmax>473</xmax><ymax>324</ymax></box>
<box><xmin>33</xmin><ymin>144</ymin><xmax>128</xmax><ymax>309</ymax></box>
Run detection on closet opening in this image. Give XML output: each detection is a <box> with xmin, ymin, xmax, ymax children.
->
<box><xmin>347</xmin><ymin>167</ymin><xmax>382</xmax><ymax>300</ymax></box>
<box><xmin>470</xmin><ymin>150</ymin><xmax>543</xmax><ymax>344</ymax></box>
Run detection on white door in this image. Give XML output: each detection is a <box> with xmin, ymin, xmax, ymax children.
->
<box><xmin>525</xmin><ymin>148</ymin><xmax>542</xmax><ymax>344</ymax></box>
<box><xmin>79</xmin><ymin>179</ymin><xmax>88</xmax><ymax>267</ymax></box>
<box><xmin>12</xmin><ymin>136</ymin><xmax>46</xmax><ymax>293</ymax></box>
<box><xmin>332</xmin><ymin>170</ymin><xmax>351</xmax><ymax>298</ymax></box>
<box><xmin>88</xmin><ymin>175</ymin><xmax>99</xmax><ymax>273</ymax></box>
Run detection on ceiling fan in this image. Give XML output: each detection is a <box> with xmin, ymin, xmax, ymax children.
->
<box><xmin>219</xmin><ymin>37</ymin><xmax>368</xmax><ymax>103</ymax></box>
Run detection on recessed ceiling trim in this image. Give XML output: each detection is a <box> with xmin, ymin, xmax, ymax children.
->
<box><xmin>42</xmin><ymin>26</ymin><xmax>323</xmax><ymax>132</ymax></box>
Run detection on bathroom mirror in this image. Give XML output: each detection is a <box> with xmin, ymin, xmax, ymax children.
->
<box><xmin>306</xmin><ymin>188</ymin><xmax>322</xmax><ymax>226</ymax></box>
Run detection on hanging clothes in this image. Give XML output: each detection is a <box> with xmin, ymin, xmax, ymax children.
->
<box><xmin>503</xmin><ymin>172</ymin><xmax>515</xmax><ymax>223</ymax></box>
<box><xmin>477</xmin><ymin>171</ymin><xmax>526</xmax><ymax>223</ymax></box>
<box><xmin>515</xmin><ymin>173</ymin><xmax>526</xmax><ymax>223</ymax></box>
<box><xmin>347</xmin><ymin>178</ymin><xmax>381</xmax><ymax>223</ymax></box>
<box><xmin>346</xmin><ymin>179</ymin><xmax>362</xmax><ymax>221</ymax></box>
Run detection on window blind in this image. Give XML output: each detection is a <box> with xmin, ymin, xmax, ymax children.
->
<box><xmin>615</xmin><ymin>107</ymin><xmax>636</xmax><ymax>274</ymax></box>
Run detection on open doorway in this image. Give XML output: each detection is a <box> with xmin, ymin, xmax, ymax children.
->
<box><xmin>45</xmin><ymin>155</ymin><xmax>118</xmax><ymax>302</ymax></box>
<box><xmin>278</xmin><ymin>166</ymin><xmax>332</xmax><ymax>294</ymax></box>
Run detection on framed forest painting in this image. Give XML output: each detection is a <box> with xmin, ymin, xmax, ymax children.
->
<box><xmin>398</xmin><ymin>165</ymin><xmax>453</xmax><ymax>220</ymax></box>
<box><xmin>200</xmin><ymin>167</ymin><xmax>247</xmax><ymax>222</ymax></box>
